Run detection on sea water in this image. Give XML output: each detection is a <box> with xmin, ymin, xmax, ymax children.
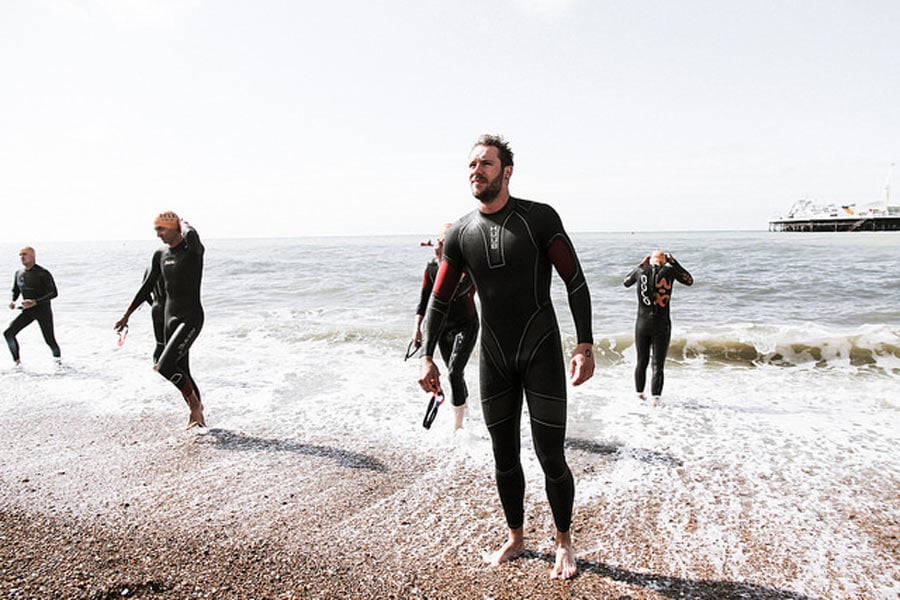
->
<box><xmin>1</xmin><ymin>230</ymin><xmax>898</xmax><ymax>597</ymax></box>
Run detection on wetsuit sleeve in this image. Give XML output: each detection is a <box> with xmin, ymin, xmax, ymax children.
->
<box><xmin>32</xmin><ymin>268</ymin><xmax>59</xmax><ymax>304</ymax></box>
<box><xmin>422</xmin><ymin>224</ymin><xmax>466</xmax><ymax>357</ymax></box>
<box><xmin>184</xmin><ymin>225</ymin><xmax>204</xmax><ymax>256</ymax></box>
<box><xmin>669</xmin><ymin>257</ymin><xmax>694</xmax><ymax>286</ymax></box>
<box><xmin>11</xmin><ymin>273</ymin><xmax>20</xmax><ymax>302</ymax></box>
<box><xmin>542</xmin><ymin>206</ymin><xmax>592</xmax><ymax>344</ymax></box>
<box><xmin>623</xmin><ymin>265</ymin><xmax>642</xmax><ymax>287</ymax></box>
<box><xmin>422</xmin><ymin>259</ymin><xmax>464</xmax><ymax>357</ymax></box>
<box><xmin>415</xmin><ymin>262</ymin><xmax>436</xmax><ymax>317</ymax></box>
<box><xmin>142</xmin><ymin>268</ymin><xmax>154</xmax><ymax>306</ymax></box>
<box><xmin>127</xmin><ymin>251</ymin><xmax>163</xmax><ymax>312</ymax></box>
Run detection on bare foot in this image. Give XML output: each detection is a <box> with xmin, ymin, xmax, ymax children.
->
<box><xmin>483</xmin><ymin>528</ymin><xmax>525</xmax><ymax>567</ymax></box>
<box><xmin>550</xmin><ymin>531</ymin><xmax>577</xmax><ymax>579</ymax></box>
<box><xmin>185</xmin><ymin>390</ymin><xmax>206</xmax><ymax>429</ymax></box>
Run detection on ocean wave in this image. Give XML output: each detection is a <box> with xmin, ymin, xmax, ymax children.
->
<box><xmin>283</xmin><ymin>321</ymin><xmax>900</xmax><ymax>375</ymax></box>
<box><xmin>591</xmin><ymin>323</ymin><xmax>900</xmax><ymax>372</ymax></box>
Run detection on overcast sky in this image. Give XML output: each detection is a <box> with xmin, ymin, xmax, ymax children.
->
<box><xmin>2</xmin><ymin>0</ymin><xmax>898</xmax><ymax>242</ymax></box>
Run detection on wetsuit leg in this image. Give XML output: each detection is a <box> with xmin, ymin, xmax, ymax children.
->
<box><xmin>151</xmin><ymin>302</ymin><xmax>165</xmax><ymax>362</ymax></box>
<box><xmin>479</xmin><ymin>337</ymin><xmax>527</xmax><ymax>529</ymax></box>
<box><xmin>480</xmin><ymin>326</ymin><xmax>574</xmax><ymax>533</ymax></box>
<box><xmin>33</xmin><ymin>304</ymin><xmax>61</xmax><ymax>358</ymax></box>
<box><xmin>649</xmin><ymin>322</ymin><xmax>671</xmax><ymax>397</ymax></box>
<box><xmin>523</xmin><ymin>332</ymin><xmax>574</xmax><ymax>533</ymax></box>
<box><xmin>4</xmin><ymin>311</ymin><xmax>36</xmax><ymax>362</ymax></box>
<box><xmin>633</xmin><ymin>321</ymin><xmax>652</xmax><ymax>394</ymax></box>
<box><xmin>156</xmin><ymin>319</ymin><xmax>202</xmax><ymax>396</ymax></box>
<box><xmin>444</xmin><ymin>319</ymin><xmax>479</xmax><ymax>407</ymax></box>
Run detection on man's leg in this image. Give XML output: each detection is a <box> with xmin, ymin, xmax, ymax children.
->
<box><xmin>634</xmin><ymin>325</ymin><xmax>651</xmax><ymax>399</ymax></box>
<box><xmin>156</xmin><ymin>321</ymin><xmax>205</xmax><ymax>428</ymax></box>
<box><xmin>650</xmin><ymin>324</ymin><xmax>672</xmax><ymax>398</ymax></box>
<box><xmin>4</xmin><ymin>311</ymin><xmax>34</xmax><ymax>364</ymax></box>
<box><xmin>480</xmin><ymin>349</ymin><xmax>527</xmax><ymax>566</ymax></box>
<box><xmin>446</xmin><ymin>319</ymin><xmax>478</xmax><ymax>430</ymax></box>
<box><xmin>34</xmin><ymin>305</ymin><xmax>61</xmax><ymax>358</ymax></box>
<box><xmin>525</xmin><ymin>335</ymin><xmax>578</xmax><ymax>579</ymax></box>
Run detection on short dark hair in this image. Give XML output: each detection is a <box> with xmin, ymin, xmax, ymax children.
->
<box><xmin>473</xmin><ymin>134</ymin><xmax>514</xmax><ymax>170</ymax></box>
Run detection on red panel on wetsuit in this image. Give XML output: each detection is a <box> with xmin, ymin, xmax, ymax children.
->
<box><xmin>548</xmin><ymin>237</ymin><xmax>576</xmax><ymax>282</ymax></box>
<box><xmin>433</xmin><ymin>260</ymin><xmax>462</xmax><ymax>301</ymax></box>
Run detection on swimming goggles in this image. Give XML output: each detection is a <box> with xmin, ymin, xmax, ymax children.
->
<box><xmin>117</xmin><ymin>325</ymin><xmax>129</xmax><ymax>347</ymax></box>
<box><xmin>404</xmin><ymin>340</ymin><xmax>421</xmax><ymax>361</ymax></box>
<box><xmin>422</xmin><ymin>391</ymin><xmax>444</xmax><ymax>429</ymax></box>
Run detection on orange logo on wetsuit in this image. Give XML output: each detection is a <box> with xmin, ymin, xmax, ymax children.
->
<box><xmin>654</xmin><ymin>276</ymin><xmax>672</xmax><ymax>308</ymax></box>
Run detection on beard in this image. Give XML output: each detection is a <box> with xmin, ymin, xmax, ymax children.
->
<box><xmin>472</xmin><ymin>171</ymin><xmax>504</xmax><ymax>203</ymax></box>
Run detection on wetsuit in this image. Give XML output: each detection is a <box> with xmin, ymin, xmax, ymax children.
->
<box><xmin>126</xmin><ymin>227</ymin><xmax>204</xmax><ymax>399</ymax></box>
<box><xmin>4</xmin><ymin>264</ymin><xmax>61</xmax><ymax>362</ymax></box>
<box><xmin>623</xmin><ymin>257</ymin><xmax>693</xmax><ymax>397</ymax></box>
<box><xmin>142</xmin><ymin>258</ymin><xmax>167</xmax><ymax>362</ymax></box>
<box><xmin>424</xmin><ymin>197</ymin><xmax>593</xmax><ymax>532</ymax></box>
<box><xmin>416</xmin><ymin>259</ymin><xmax>478</xmax><ymax>407</ymax></box>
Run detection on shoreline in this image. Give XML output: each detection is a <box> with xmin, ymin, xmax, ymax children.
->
<box><xmin>1</xmin><ymin>401</ymin><xmax>895</xmax><ymax>599</ymax></box>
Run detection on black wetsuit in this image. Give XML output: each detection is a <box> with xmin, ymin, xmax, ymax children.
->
<box><xmin>416</xmin><ymin>259</ymin><xmax>479</xmax><ymax>407</ymax></box>
<box><xmin>127</xmin><ymin>228</ymin><xmax>204</xmax><ymax>398</ymax></box>
<box><xmin>424</xmin><ymin>197</ymin><xmax>593</xmax><ymax>532</ymax></box>
<box><xmin>142</xmin><ymin>257</ymin><xmax>167</xmax><ymax>362</ymax></box>
<box><xmin>4</xmin><ymin>264</ymin><xmax>61</xmax><ymax>362</ymax></box>
<box><xmin>623</xmin><ymin>258</ymin><xmax>693</xmax><ymax>397</ymax></box>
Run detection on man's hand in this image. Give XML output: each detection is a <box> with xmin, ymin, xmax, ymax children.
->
<box><xmin>8</xmin><ymin>302</ymin><xmax>14</xmax><ymax>310</ymax></box>
<box><xmin>568</xmin><ymin>342</ymin><xmax>595</xmax><ymax>386</ymax></box>
<box><xmin>21</xmin><ymin>299</ymin><xmax>36</xmax><ymax>309</ymax></box>
<box><xmin>418</xmin><ymin>356</ymin><xmax>443</xmax><ymax>394</ymax></box>
<box><xmin>114</xmin><ymin>316</ymin><xmax>129</xmax><ymax>332</ymax></box>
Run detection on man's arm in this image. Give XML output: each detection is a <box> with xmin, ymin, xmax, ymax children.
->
<box><xmin>547</xmin><ymin>235</ymin><xmax>592</xmax><ymax>346</ymax></box>
<box><xmin>182</xmin><ymin>222</ymin><xmax>204</xmax><ymax>256</ymax></box>
<box><xmin>624</xmin><ymin>256</ymin><xmax>650</xmax><ymax>287</ymax></box>
<box><xmin>9</xmin><ymin>273</ymin><xmax>21</xmax><ymax>309</ymax></box>
<box><xmin>547</xmin><ymin>231</ymin><xmax>594</xmax><ymax>386</ymax></box>
<box><xmin>115</xmin><ymin>252</ymin><xmax>162</xmax><ymax>332</ymax></box>
<box><xmin>666</xmin><ymin>254</ymin><xmax>693</xmax><ymax>286</ymax></box>
<box><xmin>417</xmin><ymin>259</ymin><xmax>463</xmax><ymax>393</ymax></box>
<box><xmin>32</xmin><ymin>269</ymin><xmax>59</xmax><ymax>304</ymax></box>
<box><xmin>411</xmin><ymin>263</ymin><xmax>436</xmax><ymax>345</ymax></box>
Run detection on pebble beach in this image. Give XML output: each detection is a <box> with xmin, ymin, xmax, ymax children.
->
<box><xmin>2</xmin><ymin>396</ymin><xmax>896</xmax><ymax>599</ymax></box>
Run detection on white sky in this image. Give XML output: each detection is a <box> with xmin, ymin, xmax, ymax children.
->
<box><xmin>2</xmin><ymin>0</ymin><xmax>898</xmax><ymax>242</ymax></box>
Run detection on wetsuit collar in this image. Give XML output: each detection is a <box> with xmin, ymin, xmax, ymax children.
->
<box><xmin>478</xmin><ymin>191</ymin><xmax>511</xmax><ymax>215</ymax></box>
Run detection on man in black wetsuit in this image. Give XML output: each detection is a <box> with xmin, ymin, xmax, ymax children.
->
<box><xmin>418</xmin><ymin>135</ymin><xmax>594</xmax><ymax>580</ymax></box>
<box><xmin>411</xmin><ymin>223</ymin><xmax>479</xmax><ymax>431</ymax></box>
<box><xmin>115</xmin><ymin>212</ymin><xmax>206</xmax><ymax>429</ymax></box>
<box><xmin>623</xmin><ymin>250</ymin><xmax>693</xmax><ymax>405</ymax></box>
<box><xmin>5</xmin><ymin>247</ymin><xmax>61</xmax><ymax>365</ymax></box>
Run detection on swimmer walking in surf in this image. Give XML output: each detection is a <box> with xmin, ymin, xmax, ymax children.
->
<box><xmin>418</xmin><ymin>135</ymin><xmax>594</xmax><ymax>579</ymax></box>
<box><xmin>115</xmin><ymin>212</ymin><xmax>206</xmax><ymax>429</ymax></box>
<box><xmin>4</xmin><ymin>247</ymin><xmax>61</xmax><ymax>365</ymax></box>
<box><xmin>623</xmin><ymin>250</ymin><xmax>693</xmax><ymax>405</ymax></box>
<box><xmin>411</xmin><ymin>223</ymin><xmax>478</xmax><ymax>431</ymax></box>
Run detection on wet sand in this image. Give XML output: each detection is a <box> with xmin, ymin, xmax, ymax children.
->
<box><xmin>1</xmin><ymin>400</ymin><xmax>895</xmax><ymax>599</ymax></box>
